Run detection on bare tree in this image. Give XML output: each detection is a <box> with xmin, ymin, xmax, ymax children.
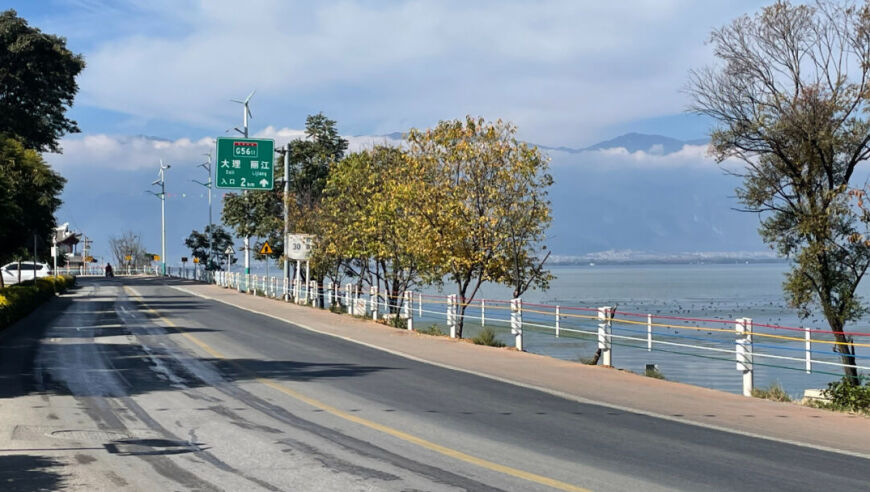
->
<box><xmin>688</xmin><ymin>0</ymin><xmax>870</xmax><ymax>384</ymax></box>
<box><xmin>108</xmin><ymin>231</ymin><xmax>149</xmax><ymax>269</ymax></box>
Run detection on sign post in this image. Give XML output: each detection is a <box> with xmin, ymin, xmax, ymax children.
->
<box><xmin>286</xmin><ymin>234</ymin><xmax>314</xmax><ymax>303</ymax></box>
<box><xmin>215</xmin><ymin>137</ymin><xmax>274</xmax><ymax>278</ymax></box>
<box><xmin>224</xmin><ymin>245</ymin><xmax>235</xmax><ymax>273</ymax></box>
<box><xmin>259</xmin><ymin>242</ymin><xmax>273</xmax><ymax>281</ymax></box>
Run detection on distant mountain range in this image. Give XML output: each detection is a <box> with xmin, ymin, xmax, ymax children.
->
<box><xmin>377</xmin><ymin>131</ymin><xmax>710</xmax><ymax>155</ymax></box>
<box><xmin>538</xmin><ymin>132</ymin><xmax>709</xmax><ymax>154</ymax></box>
<box><xmin>550</xmin><ymin>250</ymin><xmax>781</xmax><ymax>265</ymax></box>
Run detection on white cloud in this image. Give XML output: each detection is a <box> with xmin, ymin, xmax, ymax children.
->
<box><xmin>43</xmin><ymin>0</ymin><xmax>767</xmax><ymax>145</ymax></box>
<box><xmin>547</xmin><ymin>143</ymin><xmax>736</xmax><ymax>170</ymax></box>
<box><xmin>46</xmin><ymin>134</ymin><xmax>215</xmax><ymax>171</ymax></box>
<box><xmin>45</xmin><ymin>128</ymin><xmax>405</xmax><ymax>171</ymax></box>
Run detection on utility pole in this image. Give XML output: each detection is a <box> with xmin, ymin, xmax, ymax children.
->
<box><xmin>81</xmin><ymin>236</ymin><xmax>91</xmax><ymax>275</ymax></box>
<box><xmin>194</xmin><ymin>153</ymin><xmax>213</xmax><ymax>269</ymax></box>
<box><xmin>231</xmin><ymin>90</ymin><xmax>255</xmax><ymax>276</ymax></box>
<box><xmin>275</xmin><ymin>143</ymin><xmax>292</xmax><ymax>297</ymax></box>
<box><xmin>148</xmin><ymin>160</ymin><xmax>170</xmax><ymax>276</ymax></box>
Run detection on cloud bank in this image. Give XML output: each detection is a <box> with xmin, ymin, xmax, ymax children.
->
<box><xmin>35</xmin><ymin>0</ymin><xmax>765</xmax><ymax>145</ymax></box>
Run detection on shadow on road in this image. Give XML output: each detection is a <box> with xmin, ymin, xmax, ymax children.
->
<box><xmin>0</xmin><ymin>454</ymin><xmax>67</xmax><ymax>491</ymax></box>
<box><xmin>0</xmin><ymin>276</ymin><xmax>393</xmax><ymax>401</ymax></box>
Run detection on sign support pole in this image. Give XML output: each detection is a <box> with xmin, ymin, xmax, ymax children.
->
<box><xmin>283</xmin><ymin>145</ymin><xmax>290</xmax><ymax>298</ymax></box>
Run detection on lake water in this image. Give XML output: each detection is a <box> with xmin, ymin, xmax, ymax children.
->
<box><xmin>415</xmin><ymin>263</ymin><xmax>870</xmax><ymax>398</ymax></box>
<box><xmin>246</xmin><ymin>261</ymin><xmax>870</xmax><ymax>397</ymax></box>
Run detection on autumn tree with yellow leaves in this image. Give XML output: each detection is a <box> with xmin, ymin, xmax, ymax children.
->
<box><xmin>405</xmin><ymin>116</ymin><xmax>553</xmax><ymax>338</ymax></box>
<box><xmin>317</xmin><ymin>117</ymin><xmax>553</xmax><ymax>335</ymax></box>
<box><xmin>318</xmin><ymin>146</ymin><xmax>430</xmax><ymax>314</ymax></box>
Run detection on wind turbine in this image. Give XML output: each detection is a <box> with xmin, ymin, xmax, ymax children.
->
<box><xmin>231</xmin><ymin>90</ymin><xmax>255</xmax><ymax>138</ymax></box>
<box><xmin>230</xmin><ymin>90</ymin><xmax>255</xmax><ymax>276</ymax></box>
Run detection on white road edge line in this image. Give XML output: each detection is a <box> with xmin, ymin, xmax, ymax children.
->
<box><xmin>167</xmin><ymin>284</ymin><xmax>870</xmax><ymax>462</ymax></box>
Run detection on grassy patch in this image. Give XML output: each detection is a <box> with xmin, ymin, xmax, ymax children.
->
<box><xmin>644</xmin><ymin>365</ymin><xmax>666</xmax><ymax>380</ymax></box>
<box><xmin>471</xmin><ymin>326</ymin><xmax>505</xmax><ymax>347</ymax></box>
<box><xmin>751</xmin><ymin>382</ymin><xmax>791</xmax><ymax>402</ymax></box>
<box><xmin>417</xmin><ymin>324</ymin><xmax>446</xmax><ymax>336</ymax></box>
<box><xmin>328</xmin><ymin>303</ymin><xmax>344</xmax><ymax>314</ymax></box>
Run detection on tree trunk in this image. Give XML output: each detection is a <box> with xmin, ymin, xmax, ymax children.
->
<box><xmin>833</xmin><ymin>331</ymin><xmax>860</xmax><ymax>385</ymax></box>
<box><xmin>456</xmin><ymin>298</ymin><xmax>469</xmax><ymax>339</ymax></box>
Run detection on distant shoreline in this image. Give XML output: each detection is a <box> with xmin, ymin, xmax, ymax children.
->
<box><xmin>548</xmin><ymin>258</ymin><xmax>786</xmax><ymax>266</ymax></box>
<box><xmin>548</xmin><ymin>252</ymin><xmax>784</xmax><ymax>266</ymax></box>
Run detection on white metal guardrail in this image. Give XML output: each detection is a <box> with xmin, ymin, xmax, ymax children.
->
<box><xmin>164</xmin><ymin>271</ymin><xmax>870</xmax><ymax>397</ymax></box>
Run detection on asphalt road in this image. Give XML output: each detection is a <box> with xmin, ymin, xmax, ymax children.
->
<box><xmin>0</xmin><ymin>277</ymin><xmax>867</xmax><ymax>491</ymax></box>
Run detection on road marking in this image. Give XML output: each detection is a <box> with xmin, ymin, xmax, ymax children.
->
<box><xmin>168</xmin><ymin>283</ymin><xmax>870</xmax><ymax>462</ymax></box>
<box><xmin>124</xmin><ymin>285</ymin><xmax>592</xmax><ymax>492</ymax></box>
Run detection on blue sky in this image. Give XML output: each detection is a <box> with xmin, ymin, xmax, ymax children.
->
<box><xmin>7</xmin><ymin>0</ymin><xmax>772</xmax><ymax>263</ymax></box>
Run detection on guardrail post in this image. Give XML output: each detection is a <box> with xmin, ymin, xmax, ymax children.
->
<box><xmin>404</xmin><ymin>291</ymin><xmax>414</xmax><ymax>331</ymax></box>
<box><xmin>344</xmin><ymin>283</ymin><xmax>352</xmax><ymax>313</ymax></box>
<box><xmin>647</xmin><ymin>314</ymin><xmax>653</xmax><ymax>351</ymax></box>
<box><xmin>310</xmin><ymin>280</ymin><xmax>318</xmax><ymax>306</ymax></box>
<box><xmin>481</xmin><ymin>299</ymin><xmax>486</xmax><ymax>327</ymax></box>
<box><xmin>511</xmin><ymin>298</ymin><xmax>523</xmax><ymax>351</ymax></box>
<box><xmin>555</xmin><ymin>305</ymin><xmax>560</xmax><ymax>338</ymax></box>
<box><xmin>736</xmin><ymin>317</ymin><xmax>754</xmax><ymax>397</ymax></box>
<box><xmin>598</xmin><ymin>306</ymin><xmax>613</xmax><ymax>366</ymax></box>
<box><xmin>355</xmin><ymin>285</ymin><xmax>365</xmax><ymax>315</ymax></box>
<box><xmin>370</xmin><ymin>286</ymin><xmax>378</xmax><ymax>320</ymax></box>
<box><xmin>447</xmin><ymin>294</ymin><xmax>457</xmax><ymax>338</ymax></box>
<box><xmin>805</xmin><ymin>327</ymin><xmax>812</xmax><ymax>374</ymax></box>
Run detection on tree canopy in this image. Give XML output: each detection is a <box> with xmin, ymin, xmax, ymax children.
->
<box><xmin>688</xmin><ymin>0</ymin><xmax>870</xmax><ymax>383</ymax></box>
<box><xmin>185</xmin><ymin>225</ymin><xmax>237</xmax><ymax>271</ymax></box>
<box><xmin>405</xmin><ymin>116</ymin><xmax>553</xmax><ymax>337</ymax></box>
<box><xmin>0</xmin><ymin>9</ymin><xmax>85</xmax><ymax>153</ymax></box>
<box><xmin>318</xmin><ymin>146</ymin><xmax>428</xmax><ymax>312</ymax></box>
<box><xmin>108</xmin><ymin>231</ymin><xmax>151</xmax><ymax>268</ymax></box>
<box><xmin>0</xmin><ymin>135</ymin><xmax>66</xmax><ymax>273</ymax></box>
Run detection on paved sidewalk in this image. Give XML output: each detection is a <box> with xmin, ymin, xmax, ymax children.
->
<box><xmin>172</xmin><ymin>279</ymin><xmax>870</xmax><ymax>458</ymax></box>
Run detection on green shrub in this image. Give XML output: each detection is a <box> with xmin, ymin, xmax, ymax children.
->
<box><xmin>418</xmin><ymin>324</ymin><xmax>446</xmax><ymax>336</ymax></box>
<box><xmin>819</xmin><ymin>377</ymin><xmax>870</xmax><ymax>413</ymax></box>
<box><xmin>644</xmin><ymin>365</ymin><xmax>666</xmax><ymax>380</ymax></box>
<box><xmin>0</xmin><ymin>275</ymin><xmax>75</xmax><ymax>328</ymax></box>
<box><xmin>472</xmin><ymin>326</ymin><xmax>505</xmax><ymax>347</ymax></box>
<box><xmin>383</xmin><ymin>315</ymin><xmax>407</xmax><ymax>329</ymax></box>
<box><xmin>752</xmin><ymin>382</ymin><xmax>791</xmax><ymax>402</ymax></box>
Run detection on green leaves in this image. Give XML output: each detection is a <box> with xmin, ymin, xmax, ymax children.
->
<box><xmin>0</xmin><ymin>10</ymin><xmax>85</xmax><ymax>153</ymax></box>
<box><xmin>184</xmin><ymin>225</ymin><xmax>235</xmax><ymax>270</ymax></box>
<box><xmin>689</xmin><ymin>0</ymin><xmax>870</xmax><ymax>383</ymax></box>
<box><xmin>0</xmin><ymin>135</ymin><xmax>66</xmax><ymax>267</ymax></box>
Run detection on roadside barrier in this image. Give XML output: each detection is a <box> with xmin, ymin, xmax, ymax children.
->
<box><xmin>173</xmin><ymin>270</ymin><xmax>869</xmax><ymax>397</ymax></box>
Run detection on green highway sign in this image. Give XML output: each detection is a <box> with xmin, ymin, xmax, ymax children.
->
<box><xmin>215</xmin><ymin>137</ymin><xmax>274</xmax><ymax>190</ymax></box>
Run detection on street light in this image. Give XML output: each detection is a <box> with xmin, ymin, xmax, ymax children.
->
<box><xmin>193</xmin><ymin>152</ymin><xmax>213</xmax><ymax>271</ymax></box>
<box><xmin>147</xmin><ymin>160</ymin><xmax>170</xmax><ymax>276</ymax></box>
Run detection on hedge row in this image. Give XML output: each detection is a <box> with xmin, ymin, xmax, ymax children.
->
<box><xmin>0</xmin><ymin>275</ymin><xmax>76</xmax><ymax>329</ymax></box>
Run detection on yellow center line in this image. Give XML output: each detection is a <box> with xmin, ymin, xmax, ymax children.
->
<box><xmin>123</xmin><ymin>285</ymin><xmax>591</xmax><ymax>492</ymax></box>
